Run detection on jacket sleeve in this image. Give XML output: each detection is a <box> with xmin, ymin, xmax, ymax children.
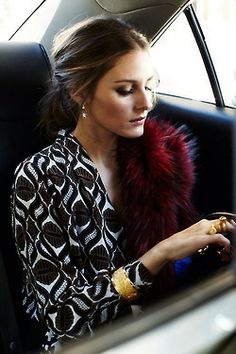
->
<box><xmin>11</xmin><ymin>158</ymin><xmax>153</xmax><ymax>342</ymax></box>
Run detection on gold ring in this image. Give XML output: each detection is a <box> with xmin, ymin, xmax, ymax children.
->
<box><xmin>207</xmin><ymin>216</ymin><xmax>227</xmax><ymax>235</ymax></box>
<box><xmin>198</xmin><ymin>245</ymin><xmax>209</xmax><ymax>254</ymax></box>
<box><xmin>199</xmin><ymin>216</ymin><xmax>228</xmax><ymax>254</ymax></box>
<box><xmin>219</xmin><ymin>216</ymin><xmax>227</xmax><ymax>232</ymax></box>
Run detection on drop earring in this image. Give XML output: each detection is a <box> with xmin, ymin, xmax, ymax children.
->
<box><xmin>81</xmin><ymin>104</ymin><xmax>87</xmax><ymax>119</ymax></box>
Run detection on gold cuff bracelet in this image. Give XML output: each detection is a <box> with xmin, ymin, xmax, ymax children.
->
<box><xmin>111</xmin><ymin>267</ymin><xmax>139</xmax><ymax>302</ymax></box>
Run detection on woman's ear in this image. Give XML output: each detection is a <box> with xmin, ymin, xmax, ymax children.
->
<box><xmin>69</xmin><ymin>89</ymin><xmax>82</xmax><ymax>104</ymax></box>
<box><xmin>69</xmin><ymin>86</ymin><xmax>91</xmax><ymax>106</ymax></box>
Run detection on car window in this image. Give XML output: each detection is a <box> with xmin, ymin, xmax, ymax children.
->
<box><xmin>195</xmin><ymin>0</ymin><xmax>236</xmax><ymax>108</ymax></box>
<box><xmin>10</xmin><ymin>0</ymin><xmax>61</xmax><ymax>43</ymax></box>
<box><xmin>150</xmin><ymin>0</ymin><xmax>236</xmax><ymax>108</ymax></box>
<box><xmin>150</xmin><ymin>12</ymin><xmax>214</xmax><ymax>104</ymax></box>
<box><xmin>0</xmin><ymin>0</ymin><xmax>42</xmax><ymax>40</ymax></box>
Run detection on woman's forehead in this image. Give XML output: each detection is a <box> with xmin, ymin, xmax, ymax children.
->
<box><xmin>104</xmin><ymin>50</ymin><xmax>154</xmax><ymax>82</ymax></box>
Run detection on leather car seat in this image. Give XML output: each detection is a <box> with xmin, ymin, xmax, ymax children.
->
<box><xmin>0</xmin><ymin>41</ymin><xmax>51</xmax><ymax>354</ymax></box>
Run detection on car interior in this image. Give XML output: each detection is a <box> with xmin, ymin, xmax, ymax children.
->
<box><xmin>0</xmin><ymin>1</ymin><xmax>236</xmax><ymax>353</ymax></box>
<box><xmin>0</xmin><ymin>42</ymin><xmax>52</xmax><ymax>354</ymax></box>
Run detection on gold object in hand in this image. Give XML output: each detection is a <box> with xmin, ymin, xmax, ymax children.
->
<box><xmin>207</xmin><ymin>216</ymin><xmax>227</xmax><ymax>235</ymax></box>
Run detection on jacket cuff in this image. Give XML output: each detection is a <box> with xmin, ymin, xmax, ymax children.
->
<box><xmin>123</xmin><ymin>260</ymin><xmax>153</xmax><ymax>291</ymax></box>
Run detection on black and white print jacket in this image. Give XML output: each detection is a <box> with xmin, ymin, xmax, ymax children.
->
<box><xmin>11</xmin><ymin>130</ymin><xmax>153</xmax><ymax>351</ymax></box>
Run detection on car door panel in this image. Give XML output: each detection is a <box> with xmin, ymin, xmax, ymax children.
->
<box><xmin>155</xmin><ymin>94</ymin><xmax>235</xmax><ymax>215</ymax></box>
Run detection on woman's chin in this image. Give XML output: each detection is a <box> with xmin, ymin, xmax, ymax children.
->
<box><xmin>120</xmin><ymin>126</ymin><xmax>145</xmax><ymax>139</ymax></box>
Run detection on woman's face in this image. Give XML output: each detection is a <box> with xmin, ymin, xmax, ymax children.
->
<box><xmin>84</xmin><ymin>49</ymin><xmax>157</xmax><ymax>139</ymax></box>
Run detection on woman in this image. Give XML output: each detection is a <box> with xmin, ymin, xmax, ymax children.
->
<box><xmin>11</xmin><ymin>16</ymin><xmax>234</xmax><ymax>353</ymax></box>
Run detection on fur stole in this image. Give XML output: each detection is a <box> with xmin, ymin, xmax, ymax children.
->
<box><xmin>117</xmin><ymin>118</ymin><xmax>197</xmax><ymax>300</ymax></box>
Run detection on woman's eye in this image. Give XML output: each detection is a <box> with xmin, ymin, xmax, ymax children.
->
<box><xmin>116</xmin><ymin>87</ymin><xmax>134</xmax><ymax>96</ymax></box>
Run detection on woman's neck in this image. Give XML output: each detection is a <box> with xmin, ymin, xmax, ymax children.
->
<box><xmin>72</xmin><ymin>119</ymin><xmax>118</xmax><ymax>166</ymax></box>
<box><xmin>73</xmin><ymin>119</ymin><xmax>122</xmax><ymax>213</ymax></box>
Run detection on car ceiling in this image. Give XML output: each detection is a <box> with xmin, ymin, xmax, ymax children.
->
<box><xmin>96</xmin><ymin>0</ymin><xmax>191</xmax><ymax>37</ymax></box>
<box><xmin>40</xmin><ymin>0</ymin><xmax>192</xmax><ymax>54</ymax></box>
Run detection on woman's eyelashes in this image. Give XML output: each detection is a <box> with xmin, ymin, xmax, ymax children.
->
<box><xmin>116</xmin><ymin>87</ymin><xmax>134</xmax><ymax>96</ymax></box>
<box><xmin>116</xmin><ymin>86</ymin><xmax>153</xmax><ymax>96</ymax></box>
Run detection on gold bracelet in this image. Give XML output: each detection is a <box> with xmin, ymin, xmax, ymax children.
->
<box><xmin>111</xmin><ymin>267</ymin><xmax>139</xmax><ymax>302</ymax></box>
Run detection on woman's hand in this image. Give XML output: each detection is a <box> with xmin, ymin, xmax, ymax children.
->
<box><xmin>140</xmin><ymin>218</ymin><xmax>235</xmax><ymax>276</ymax></box>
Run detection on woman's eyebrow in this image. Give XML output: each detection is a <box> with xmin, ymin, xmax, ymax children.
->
<box><xmin>114</xmin><ymin>76</ymin><xmax>154</xmax><ymax>84</ymax></box>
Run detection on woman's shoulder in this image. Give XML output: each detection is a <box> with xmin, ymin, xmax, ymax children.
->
<box><xmin>13</xmin><ymin>130</ymin><xmax>88</xmax><ymax>185</ymax></box>
<box><xmin>13</xmin><ymin>146</ymin><xmax>54</xmax><ymax>189</ymax></box>
<box><xmin>13</xmin><ymin>134</ymin><xmax>67</xmax><ymax>182</ymax></box>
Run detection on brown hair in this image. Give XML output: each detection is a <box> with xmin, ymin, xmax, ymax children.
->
<box><xmin>40</xmin><ymin>16</ymin><xmax>150</xmax><ymax>137</ymax></box>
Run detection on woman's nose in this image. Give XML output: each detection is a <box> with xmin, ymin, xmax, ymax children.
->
<box><xmin>135</xmin><ymin>89</ymin><xmax>153</xmax><ymax>112</ymax></box>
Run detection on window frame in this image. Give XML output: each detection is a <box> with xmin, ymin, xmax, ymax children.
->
<box><xmin>8</xmin><ymin>0</ymin><xmax>47</xmax><ymax>40</ymax></box>
<box><xmin>184</xmin><ymin>4</ymin><xmax>225</xmax><ymax>107</ymax></box>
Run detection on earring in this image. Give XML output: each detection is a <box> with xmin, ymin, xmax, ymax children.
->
<box><xmin>81</xmin><ymin>104</ymin><xmax>87</xmax><ymax>119</ymax></box>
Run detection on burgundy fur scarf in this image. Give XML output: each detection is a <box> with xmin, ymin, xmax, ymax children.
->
<box><xmin>117</xmin><ymin>118</ymin><xmax>197</xmax><ymax>300</ymax></box>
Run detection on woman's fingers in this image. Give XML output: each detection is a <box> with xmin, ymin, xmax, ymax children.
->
<box><xmin>227</xmin><ymin>219</ymin><xmax>236</xmax><ymax>228</ymax></box>
<box><xmin>197</xmin><ymin>217</ymin><xmax>236</xmax><ymax>259</ymax></box>
<box><xmin>161</xmin><ymin>217</ymin><xmax>235</xmax><ymax>262</ymax></box>
<box><xmin>207</xmin><ymin>218</ymin><xmax>235</xmax><ymax>232</ymax></box>
<box><xmin>207</xmin><ymin>232</ymin><xmax>231</xmax><ymax>251</ymax></box>
<box><xmin>184</xmin><ymin>219</ymin><xmax>232</xmax><ymax>258</ymax></box>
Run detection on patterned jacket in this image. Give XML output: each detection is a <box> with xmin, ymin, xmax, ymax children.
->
<box><xmin>11</xmin><ymin>128</ymin><xmax>154</xmax><ymax>351</ymax></box>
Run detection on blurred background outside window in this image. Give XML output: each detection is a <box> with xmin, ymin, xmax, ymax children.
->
<box><xmin>195</xmin><ymin>0</ymin><xmax>236</xmax><ymax>107</ymax></box>
<box><xmin>151</xmin><ymin>0</ymin><xmax>236</xmax><ymax>107</ymax></box>
<box><xmin>0</xmin><ymin>0</ymin><xmax>41</xmax><ymax>40</ymax></box>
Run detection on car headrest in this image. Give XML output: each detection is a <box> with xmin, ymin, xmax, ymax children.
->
<box><xmin>0</xmin><ymin>41</ymin><xmax>52</xmax><ymax>172</ymax></box>
<box><xmin>0</xmin><ymin>41</ymin><xmax>51</xmax><ymax>89</ymax></box>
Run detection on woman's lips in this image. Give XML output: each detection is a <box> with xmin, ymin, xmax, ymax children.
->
<box><xmin>129</xmin><ymin>116</ymin><xmax>146</xmax><ymax>123</ymax></box>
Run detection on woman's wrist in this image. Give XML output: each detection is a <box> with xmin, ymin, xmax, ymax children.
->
<box><xmin>139</xmin><ymin>240</ymin><xmax>169</xmax><ymax>276</ymax></box>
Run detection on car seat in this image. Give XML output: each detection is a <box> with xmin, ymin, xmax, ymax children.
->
<box><xmin>0</xmin><ymin>41</ymin><xmax>51</xmax><ymax>354</ymax></box>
